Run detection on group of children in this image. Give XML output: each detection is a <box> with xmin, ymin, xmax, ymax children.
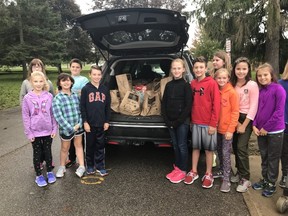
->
<box><xmin>162</xmin><ymin>52</ymin><xmax>288</xmax><ymax>198</ymax></box>
<box><xmin>20</xmin><ymin>55</ymin><xmax>288</xmax><ymax>198</ymax></box>
<box><xmin>21</xmin><ymin>58</ymin><xmax>110</xmax><ymax>187</ymax></box>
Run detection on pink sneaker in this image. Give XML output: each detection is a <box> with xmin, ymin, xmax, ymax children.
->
<box><xmin>170</xmin><ymin>170</ymin><xmax>186</xmax><ymax>184</ymax></box>
<box><xmin>184</xmin><ymin>171</ymin><xmax>199</xmax><ymax>185</ymax></box>
<box><xmin>166</xmin><ymin>165</ymin><xmax>180</xmax><ymax>180</ymax></box>
<box><xmin>202</xmin><ymin>173</ymin><xmax>214</xmax><ymax>189</ymax></box>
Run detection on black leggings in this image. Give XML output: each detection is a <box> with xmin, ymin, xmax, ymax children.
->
<box><xmin>32</xmin><ymin>136</ymin><xmax>53</xmax><ymax>176</ymax></box>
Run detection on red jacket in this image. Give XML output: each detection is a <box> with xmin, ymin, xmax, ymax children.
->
<box><xmin>190</xmin><ymin>76</ymin><xmax>220</xmax><ymax>127</ymax></box>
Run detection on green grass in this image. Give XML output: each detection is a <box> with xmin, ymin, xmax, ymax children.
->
<box><xmin>0</xmin><ymin>65</ymin><xmax>91</xmax><ymax>110</ymax></box>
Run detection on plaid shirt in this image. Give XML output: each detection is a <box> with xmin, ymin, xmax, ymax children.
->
<box><xmin>52</xmin><ymin>91</ymin><xmax>83</xmax><ymax>136</ymax></box>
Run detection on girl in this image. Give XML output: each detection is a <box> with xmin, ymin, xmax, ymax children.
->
<box><xmin>279</xmin><ymin>61</ymin><xmax>288</xmax><ymax>188</ymax></box>
<box><xmin>65</xmin><ymin>58</ymin><xmax>89</xmax><ymax>169</ymax></box>
<box><xmin>161</xmin><ymin>58</ymin><xmax>192</xmax><ymax>183</ymax></box>
<box><xmin>211</xmin><ymin>50</ymin><xmax>230</xmax><ymax>168</ymax></box>
<box><xmin>20</xmin><ymin>58</ymin><xmax>55</xmax><ymax>105</ymax></box>
<box><xmin>252</xmin><ymin>63</ymin><xmax>286</xmax><ymax>198</ymax></box>
<box><xmin>22</xmin><ymin>71</ymin><xmax>57</xmax><ymax>187</ymax></box>
<box><xmin>211</xmin><ymin>50</ymin><xmax>230</xmax><ymax>77</ymax></box>
<box><xmin>214</xmin><ymin>68</ymin><xmax>239</xmax><ymax>192</ymax></box>
<box><xmin>230</xmin><ymin>57</ymin><xmax>259</xmax><ymax>193</ymax></box>
<box><xmin>52</xmin><ymin>73</ymin><xmax>86</xmax><ymax>178</ymax></box>
<box><xmin>20</xmin><ymin>58</ymin><xmax>55</xmax><ymax>170</ymax></box>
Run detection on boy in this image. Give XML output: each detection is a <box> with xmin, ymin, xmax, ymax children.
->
<box><xmin>66</xmin><ymin>58</ymin><xmax>89</xmax><ymax>168</ymax></box>
<box><xmin>184</xmin><ymin>56</ymin><xmax>221</xmax><ymax>188</ymax></box>
<box><xmin>80</xmin><ymin>65</ymin><xmax>111</xmax><ymax>176</ymax></box>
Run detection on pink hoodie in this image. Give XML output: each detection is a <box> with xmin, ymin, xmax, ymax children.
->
<box><xmin>22</xmin><ymin>91</ymin><xmax>57</xmax><ymax>140</ymax></box>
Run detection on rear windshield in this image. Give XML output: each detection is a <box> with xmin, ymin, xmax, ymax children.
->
<box><xmin>104</xmin><ymin>29</ymin><xmax>177</xmax><ymax>45</ymax></box>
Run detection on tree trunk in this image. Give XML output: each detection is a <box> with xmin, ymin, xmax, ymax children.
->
<box><xmin>18</xmin><ymin>6</ymin><xmax>27</xmax><ymax>80</ymax></box>
<box><xmin>265</xmin><ymin>0</ymin><xmax>280</xmax><ymax>76</ymax></box>
<box><xmin>22</xmin><ymin>61</ymin><xmax>27</xmax><ymax>80</ymax></box>
<box><xmin>57</xmin><ymin>63</ymin><xmax>63</xmax><ymax>74</ymax></box>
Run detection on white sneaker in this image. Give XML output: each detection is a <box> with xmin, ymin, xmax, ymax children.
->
<box><xmin>231</xmin><ymin>172</ymin><xmax>240</xmax><ymax>183</ymax></box>
<box><xmin>75</xmin><ymin>166</ymin><xmax>86</xmax><ymax>178</ymax></box>
<box><xmin>236</xmin><ymin>178</ymin><xmax>251</xmax><ymax>193</ymax></box>
<box><xmin>56</xmin><ymin>166</ymin><xmax>66</xmax><ymax>178</ymax></box>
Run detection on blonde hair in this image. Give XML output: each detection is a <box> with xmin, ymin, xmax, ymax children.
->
<box><xmin>214</xmin><ymin>68</ymin><xmax>230</xmax><ymax>79</ymax></box>
<box><xmin>282</xmin><ymin>61</ymin><xmax>288</xmax><ymax>80</ymax></box>
<box><xmin>30</xmin><ymin>71</ymin><xmax>49</xmax><ymax>91</ymax></box>
<box><xmin>171</xmin><ymin>58</ymin><xmax>187</xmax><ymax>79</ymax></box>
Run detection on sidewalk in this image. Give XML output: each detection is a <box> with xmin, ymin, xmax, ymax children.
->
<box><xmin>235</xmin><ymin>155</ymin><xmax>285</xmax><ymax>216</ymax></box>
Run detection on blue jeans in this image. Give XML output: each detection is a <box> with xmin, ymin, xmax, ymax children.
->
<box><xmin>168</xmin><ymin>123</ymin><xmax>189</xmax><ymax>172</ymax></box>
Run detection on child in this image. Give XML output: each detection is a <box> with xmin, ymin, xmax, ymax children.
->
<box><xmin>252</xmin><ymin>63</ymin><xmax>286</xmax><ymax>197</ymax></box>
<box><xmin>52</xmin><ymin>73</ymin><xmax>86</xmax><ymax>178</ymax></box>
<box><xmin>279</xmin><ymin>61</ymin><xmax>288</xmax><ymax>188</ymax></box>
<box><xmin>20</xmin><ymin>58</ymin><xmax>54</xmax><ymax>105</ymax></box>
<box><xmin>161</xmin><ymin>58</ymin><xmax>192</xmax><ymax>183</ymax></box>
<box><xmin>214</xmin><ymin>68</ymin><xmax>239</xmax><ymax>192</ymax></box>
<box><xmin>184</xmin><ymin>56</ymin><xmax>220</xmax><ymax>188</ymax></box>
<box><xmin>65</xmin><ymin>58</ymin><xmax>89</xmax><ymax>168</ymax></box>
<box><xmin>211</xmin><ymin>50</ymin><xmax>230</xmax><ymax>77</ymax></box>
<box><xmin>230</xmin><ymin>57</ymin><xmax>259</xmax><ymax>193</ymax></box>
<box><xmin>22</xmin><ymin>71</ymin><xmax>57</xmax><ymax>187</ymax></box>
<box><xmin>80</xmin><ymin>65</ymin><xmax>111</xmax><ymax>176</ymax></box>
<box><xmin>211</xmin><ymin>50</ymin><xmax>230</xmax><ymax>168</ymax></box>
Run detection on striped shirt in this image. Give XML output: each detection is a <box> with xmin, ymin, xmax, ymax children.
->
<box><xmin>52</xmin><ymin>91</ymin><xmax>83</xmax><ymax>136</ymax></box>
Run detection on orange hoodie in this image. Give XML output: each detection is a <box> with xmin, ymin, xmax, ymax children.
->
<box><xmin>218</xmin><ymin>82</ymin><xmax>239</xmax><ymax>134</ymax></box>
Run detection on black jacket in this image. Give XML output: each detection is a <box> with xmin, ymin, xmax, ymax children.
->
<box><xmin>161</xmin><ymin>78</ymin><xmax>192</xmax><ymax>128</ymax></box>
<box><xmin>81</xmin><ymin>82</ymin><xmax>111</xmax><ymax>127</ymax></box>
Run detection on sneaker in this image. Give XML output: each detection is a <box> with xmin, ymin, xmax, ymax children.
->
<box><xmin>86</xmin><ymin>167</ymin><xmax>96</xmax><ymax>175</ymax></box>
<box><xmin>184</xmin><ymin>171</ymin><xmax>199</xmax><ymax>185</ymax></box>
<box><xmin>35</xmin><ymin>175</ymin><xmax>47</xmax><ymax>187</ymax></box>
<box><xmin>166</xmin><ymin>165</ymin><xmax>180</xmax><ymax>180</ymax></box>
<box><xmin>202</xmin><ymin>173</ymin><xmax>214</xmax><ymax>189</ymax></box>
<box><xmin>262</xmin><ymin>182</ymin><xmax>276</xmax><ymax>197</ymax></box>
<box><xmin>47</xmin><ymin>172</ymin><xmax>56</xmax><ymax>184</ymax></box>
<box><xmin>65</xmin><ymin>160</ymin><xmax>76</xmax><ymax>168</ymax></box>
<box><xmin>96</xmin><ymin>169</ymin><xmax>109</xmax><ymax>176</ymax></box>
<box><xmin>279</xmin><ymin>176</ymin><xmax>287</xmax><ymax>188</ymax></box>
<box><xmin>236</xmin><ymin>178</ymin><xmax>251</xmax><ymax>192</ymax></box>
<box><xmin>56</xmin><ymin>166</ymin><xmax>66</xmax><ymax>178</ymax></box>
<box><xmin>220</xmin><ymin>180</ymin><xmax>231</xmax><ymax>193</ymax></box>
<box><xmin>213</xmin><ymin>170</ymin><xmax>224</xmax><ymax>179</ymax></box>
<box><xmin>170</xmin><ymin>170</ymin><xmax>186</xmax><ymax>184</ymax></box>
<box><xmin>252</xmin><ymin>178</ymin><xmax>268</xmax><ymax>190</ymax></box>
<box><xmin>230</xmin><ymin>172</ymin><xmax>240</xmax><ymax>183</ymax></box>
<box><xmin>75</xmin><ymin>166</ymin><xmax>86</xmax><ymax>178</ymax></box>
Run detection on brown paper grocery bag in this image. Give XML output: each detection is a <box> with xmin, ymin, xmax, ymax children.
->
<box><xmin>160</xmin><ymin>77</ymin><xmax>172</xmax><ymax>99</ymax></box>
<box><xmin>140</xmin><ymin>90</ymin><xmax>161</xmax><ymax>116</ymax></box>
<box><xmin>119</xmin><ymin>91</ymin><xmax>141</xmax><ymax>116</ymax></box>
<box><xmin>110</xmin><ymin>90</ymin><xmax>121</xmax><ymax>113</ymax></box>
<box><xmin>116</xmin><ymin>74</ymin><xmax>132</xmax><ymax>100</ymax></box>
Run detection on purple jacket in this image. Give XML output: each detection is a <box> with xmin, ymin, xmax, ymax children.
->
<box><xmin>253</xmin><ymin>82</ymin><xmax>286</xmax><ymax>132</ymax></box>
<box><xmin>22</xmin><ymin>91</ymin><xmax>58</xmax><ymax>140</ymax></box>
